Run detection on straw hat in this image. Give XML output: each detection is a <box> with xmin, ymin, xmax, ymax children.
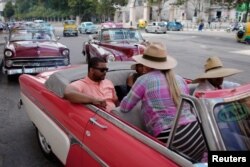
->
<box><xmin>193</xmin><ymin>56</ymin><xmax>242</xmax><ymax>83</ymax></box>
<box><xmin>132</xmin><ymin>43</ymin><xmax>177</xmax><ymax>70</ymax></box>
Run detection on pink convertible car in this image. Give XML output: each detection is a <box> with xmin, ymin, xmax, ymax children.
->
<box><xmin>19</xmin><ymin>61</ymin><xmax>250</xmax><ymax>166</ymax></box>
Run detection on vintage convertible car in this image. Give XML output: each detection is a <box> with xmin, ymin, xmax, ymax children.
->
<box><xmin>82</xmin><ymin>27</ymin><xmax>148</xmax><ymax>62</ymax></box>
<box><xmin>1</xmin><ymin>27</ymin><xmax>70</xmax><ymax>80</ymax></box>
<box><xmin>19</xmin><ymin>61</ymin><xmax>250</xmax><ymax>166</ymax></box>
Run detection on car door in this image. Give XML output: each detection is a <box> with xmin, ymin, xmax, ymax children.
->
<box><xmin>83</xmin><ymin>108</ymin><xmax>180</xmax><ymax>167</ymax></box>
<box><xmin>168</xmin><ymin>96</ymin><xmax>209</xmax><ymax>163</ymax></box>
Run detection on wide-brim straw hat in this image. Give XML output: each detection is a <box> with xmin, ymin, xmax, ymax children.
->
<box><xmin>132</xmin><ymin>43</ymin><xmax>177</xmax><ymax>70</ymax></box>
<box><xmin>193</xmin><ymin>56</ymin><xmax>242</xmax><ymax>83</ymax></box>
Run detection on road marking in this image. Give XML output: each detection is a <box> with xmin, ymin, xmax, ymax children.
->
<box><xmin>230</xmin><ymin>50</ymin><xmax>250</xmax><ymax>56</ymax></box>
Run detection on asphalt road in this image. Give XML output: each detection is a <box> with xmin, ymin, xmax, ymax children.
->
<box><xmin>0</xmin><ymin>28</ymin><xmax>250</xmax><ymax>167</ymax></box>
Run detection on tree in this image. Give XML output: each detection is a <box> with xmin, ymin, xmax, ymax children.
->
<box><xmin>4</xmin><ymin>1</ymin><xmax>15</xmax><ymax>21</ymax></box>
<box><xmin>148</xmin><ymin>0</ymin><xmax>165</xmax><ymax>21</ymax></box>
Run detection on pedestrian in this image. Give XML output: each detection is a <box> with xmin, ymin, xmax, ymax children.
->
<box><xmin>198</xmin><ymin>21</ymin><xmax>204</xmax><ymax>31</ymax></box>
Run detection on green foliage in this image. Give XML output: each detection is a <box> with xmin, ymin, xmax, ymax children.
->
<box><xmin>3</xmin><ymin>1</ymin><xmax>15</xmax><ymax>20</ymax></box>
<box><xmin>12</xmin><ymin>0</ymin><xmax>125</xmax><ymax>22</ymax></box>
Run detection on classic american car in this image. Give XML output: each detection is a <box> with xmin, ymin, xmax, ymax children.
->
<box><xmin>78</xmin><ymin>22</ymin><xmax>98</xmax><ymax>34</ymax></box>
<box><xmin>63</xmin><ymin>20</ymin><xmax>78</xmax><ymax>37</ymax></box>
<box><xmin>19</xmin><ymin>61</ymin><xmax>250</xmax><ymax>166</ymax></box>
<box><xmin>145</xmin><ymin>22</ymin><xmax>167</xmax><ymax>34</ymax></box>
<box><xmin>82</xmin><ymin>27</ymin><xmax>148</xmax><ymax>62</ymax></box>
<box><xmin>1</xmin><ymin>27</ymin><xmax>70</xmax><ymax>80</ymax></box>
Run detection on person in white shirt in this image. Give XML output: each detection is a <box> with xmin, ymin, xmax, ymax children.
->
<box><xmin>192</xmin><ymin>56</ymin><xmax>242</xmax><ymax>95</ymax></box>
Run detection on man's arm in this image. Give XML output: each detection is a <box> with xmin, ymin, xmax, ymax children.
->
<box><xmin>64</xmin><ymin>85</ymin><xmax>106</xmax><ymax>107</ymax></box>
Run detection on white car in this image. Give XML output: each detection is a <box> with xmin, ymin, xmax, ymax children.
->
<box><xmin>145</xmin><ymin>22</ymin><xmax>167</xmax><ymax>34</ymax></box>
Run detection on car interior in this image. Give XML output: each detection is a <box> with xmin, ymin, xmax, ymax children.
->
<box><xmin>44</xmin><ymin>62</ymin><xmax>208</xmax><ymax>163</ymax></box>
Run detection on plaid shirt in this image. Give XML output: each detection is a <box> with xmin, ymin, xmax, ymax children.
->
<box><xmin>120</xmin><ymin>70</ymin><xmax>195</xmax><ymax>136</ymax></box>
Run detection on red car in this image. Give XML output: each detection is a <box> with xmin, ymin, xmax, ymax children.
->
<box><xmin>82</xmin><ymin>27</ymin><xmax>148</xmax><ymax>62</ymax></box>
<box><xmin>19</xmin><ymin>61</ymin><xmax>250</xmax><ymax>166</ymax></box>
<box><xmin>1</xmin><ymin>27</ymin><xmax>70</xmax><ymax>80</ymax></box>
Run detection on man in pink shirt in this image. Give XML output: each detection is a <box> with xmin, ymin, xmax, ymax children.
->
<box><xmin>64</xmin><ymin>57</ymin><xmax>118</xmax><ymax>112</ymax></box>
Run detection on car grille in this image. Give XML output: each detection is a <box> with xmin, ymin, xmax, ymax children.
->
<box><xmin>10</xmin><ymin>58</ymin><xmax>69</xmax><ymax>67</ymax></box>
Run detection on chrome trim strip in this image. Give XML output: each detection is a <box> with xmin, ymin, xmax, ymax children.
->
<box><xmin>4</xmin><ymin>66</ymin><xmax>66</xmax><ymax>75</ymax></box>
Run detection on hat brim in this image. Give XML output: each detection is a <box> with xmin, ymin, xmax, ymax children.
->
<box><xmin>132</xmin><ymin>54</ymin><xmax>177</xmax><ymax>70</ymax></box>
<box><xmin>192</xmin><ymin>68</ymin><xmax>242</xmax><ymax>83</ymax></box>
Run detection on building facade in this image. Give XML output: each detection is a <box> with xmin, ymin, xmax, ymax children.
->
<box><xmin>115</xmin><ymin>0</ymin><xmax>239</xmax><ymax>25</ymax></box>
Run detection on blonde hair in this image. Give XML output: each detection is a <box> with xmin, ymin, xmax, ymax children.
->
<box><xmin>165</xmin><ymin>70</ymin><xmax>181</xmax><ymax>106</ymax></box>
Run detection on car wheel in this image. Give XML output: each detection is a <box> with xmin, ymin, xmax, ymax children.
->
<box><xmin>75</xmin><ymin>33</ymin><xmax>78</xmax><ymax>36</ymax></box>
<box><xmin>145</xmin><ymin>29</ymin><xmax>148</xmax><ymax>33</ymax></box>
<box><xmin>36</xmin><ymin>128</ymin><xmax>55</xmax><ymax>160</ymax></box>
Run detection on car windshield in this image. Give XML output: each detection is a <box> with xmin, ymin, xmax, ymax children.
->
<box><xmin>158</xmin><ymin>22</ymin><xmax>165</xmax><ymax>27</ymax></box>
<box><xmin>10</xmin><ymin>29</ymin><xmax>56</xmax><ymax>41</ymax></box>
<box><xmin>101</xmin><ymin>28</ymin><xmax>143</xmax><ymax>42</ymax></box>
<box><xmin>86</xmin><ymin>22</ymin><xmax>93</xmax><ymax>26</ymax></box>
<box><xmin>65</xmin><ymin>20</ymin><xmax>75</xmax><ymax>25</ymax></box>
<box><xmin>214</xmin><ymin>96</ymin><xmax>250</xmax><ymax>150</ymax></box>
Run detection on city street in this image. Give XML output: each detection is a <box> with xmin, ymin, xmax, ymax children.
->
<box><xmin>0</xmin><ymin>27</ymin><xmax>250</xmax><ymax>167</ymax></box>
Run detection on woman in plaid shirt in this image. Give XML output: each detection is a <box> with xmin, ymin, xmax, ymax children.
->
<box><xmin>120</xmin><ymin>43</ymin><xmax>206</xmax><ymax>162</ymax></box>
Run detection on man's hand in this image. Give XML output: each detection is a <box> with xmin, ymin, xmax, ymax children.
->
<box><xmin>92</xmin><ymin>98</ymin><xmax>107</xmax><ymax>109</ymax></box>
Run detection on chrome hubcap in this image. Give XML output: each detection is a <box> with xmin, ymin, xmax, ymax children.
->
<box><xmin>38</xmin><ymin>131</ymin><xmax>51</xmax><ymax>154</ymax></box>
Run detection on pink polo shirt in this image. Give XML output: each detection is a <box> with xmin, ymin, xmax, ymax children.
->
<box><xmin>70</xmin><ymin>76</ymin><xmax>116</xmax><ymax>112</ymax></box>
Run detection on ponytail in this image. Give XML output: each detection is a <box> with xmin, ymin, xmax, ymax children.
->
<box><xmin>165</xmin><ymin>70</ymin><xmax>181</xmax><ymax>106</ymax></box>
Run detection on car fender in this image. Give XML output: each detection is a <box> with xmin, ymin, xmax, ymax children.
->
<box><xmin>21</xmin><ymin>92</ymin><xmax>70</xmax><ymax>165</ymax></box>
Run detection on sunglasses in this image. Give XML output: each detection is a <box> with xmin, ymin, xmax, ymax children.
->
<box><xmin>92</xmin><ymin>67</ymin><xmax>109</xmax><ymax>72</ymax></box>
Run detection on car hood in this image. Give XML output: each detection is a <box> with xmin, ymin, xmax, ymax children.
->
<box><xmin>9</xmin><ymin>41</ymin><xmax>64</xmax><ymax>58</ymax></box>
<box><xmin>101</xmin><ymin>42</ymin><xmax>146</xmax><ymax>60</ymax></box>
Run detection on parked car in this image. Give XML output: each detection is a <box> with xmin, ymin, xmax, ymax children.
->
<box><xmin>78</xmin><ymin>22</ymin><xmax>98</xmax><ymax>34</ymax></box>
<box><xmin>1</xmin><ymin>27</ymin><xmax>70</xmax><ymax>80</ymax></box>
<box><xmin>63</xmin><ymin>20</ymin><xmax>78</xmax><ymax>37</ymax></box>
<box><xmin>166</xmin><ymin>21</ymin><xmax>183</xmax><ymax>31</ymax></box>
<box><xmin>82</xmin><ymin>27</ymin><xmax>148</xmax><ymax>62</ymax></box>
<box><xmin>19</xmin><ymin>61</ymin><xmax>250</xmax><ymax>166</ymax></box>
<box><xmin>145</xmin><ymin>22</ymin><xmax>167</xmax><ymax>33</ymax></box>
